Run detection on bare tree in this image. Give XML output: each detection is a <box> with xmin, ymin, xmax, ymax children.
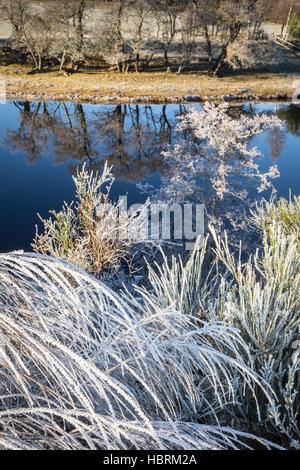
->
<box><xmin>0</xmin><ymin>0</ymin><xmax>53</xmax><ymax>71</ymax></box>
<box><xmin>225</xmin><ymin>37</ymin><xmax>282</xmax><ymax>71</ymax></box>
<box><xmin>213</xmin><ymin>0</ymin><xmax>261</xmax><ymax>75</ymax></box>
<box><xmin>26</xmin><ymin>14</ymin><xmax>52</xmax><ymax>71</ymax></box>
<box><xmin>193</xmin><ymin>0</ymin><xmax>265</xmax><ymax>75</ymax></box>
<box><xmin>110</xmin><ymin>0</ymin><xmax>130</xmax><ymax>72</ymax></box>
<box><xmin>45</xmin><ymin>1</ymin><xmax>83</xmax><ymax>72</ymax></box>
<box><xmin>148</xmin><ymin>0</ymin><xmax>186</xmax><ymax>69</ymax></box>
<box><xmin>178</xmin><ymin>1</ymin><xmax>201</xmax><ymax>73</ymax></box>
<box><xmin>192</xmin><ymin>0</ymin><xmax>218</xmax><ymax>72</ymax></box>
<box><xmin>126</xmin><ymin>0</ymin><xmax>153</xmax><ymax>72</ymax></box>
<box><xmin>92</xmin><ymin>0</ymin><xmax>139</xmax><ymax>73</ymax></box>
<box><xmin>1</xmin><ymin>0</ymin><xmax>295</xmax><ymax>75</ymax></box>
<box><xmin>48</xmin><ymin>0</ymin><xmax>87</xmax><ymax>71</ymax></box>
<box><xmin>0</xmin><ymin>0</ymin><xmax>31</xmax><ymax>62</ymax></box>
<box><xmin>89</xmin><ymin>7</ymin><xmax>131</xmax><ymax>73</ymax></box>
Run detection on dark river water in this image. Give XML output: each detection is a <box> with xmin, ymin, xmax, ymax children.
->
<box><xmin>0</xmin><ymin>101</ymin><xmax>299</xmax><ymax>252</ymax></box>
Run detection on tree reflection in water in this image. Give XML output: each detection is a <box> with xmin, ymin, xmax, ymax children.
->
<box><xmin>1</xmin><ymin>101</ymin><xmax>299</xmax><ymax>254</ymax></box>
<box><xmin>2</xmin><ymin>101</ymin><xmax>299</xmax><ymax>228</ymax></box>
<box><xmin>2</xmin><ymin>101</ymin><xmax>191</xmax><ymax>182</ymax></box>
<box><xmin>3</xmin><ymin>102</ymin><xmax>298</xmax><ymax>176</ymax></box>
<box><xmin>277</xmin><ymin>104</ymin><xmax>300</xmax><ymax>137</ymax></box>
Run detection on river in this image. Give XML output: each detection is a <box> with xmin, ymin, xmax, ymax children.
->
<box><xmin>0</xmin><ymin>100</ymin><xmax>299</xmax><ymax>252</ymax></box>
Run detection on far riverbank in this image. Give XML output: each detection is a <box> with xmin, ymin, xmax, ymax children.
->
<box><xmin>1</xmin><ymin>65</ymin><xmax>299</xmax><ymax>104</ymax></box>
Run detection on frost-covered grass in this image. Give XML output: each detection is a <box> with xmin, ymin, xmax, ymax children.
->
<box><xmin>0</xmin><ymin>215</ymin><xmax>298</xmax><ymax>449</ymax></box>
<box><xmin>0</xmin><ymin>249</ymin><xmax>285</xmax><ymax>450</ymax></box>
<box><xmin>137</xmin><ymin>203</ymin><xmax>300</xmax><ymax>448</ymax></box>
<box><xmin>251</xmin><ymin>195</ymin><xmax>300</xmax><ymax>242</ymax></box>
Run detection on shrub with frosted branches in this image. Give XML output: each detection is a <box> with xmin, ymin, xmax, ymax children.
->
<box><xmin>140</xmin><ymin>102</ymin><xmax>282</xmax><ymax>238</ymax></box>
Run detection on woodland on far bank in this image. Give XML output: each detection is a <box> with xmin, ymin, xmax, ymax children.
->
<box><xmin>0</xmin><ymin>0</ymin><xmax>300</xmax><ymax>77</ymax></box>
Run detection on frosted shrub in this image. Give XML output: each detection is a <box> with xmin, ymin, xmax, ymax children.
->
<box><xmin>0</xmin><ymin>252</ymin><xmax>282</xmax><ymax>450</ymax></box>
<box><xmin>211</xmin><ymin>225</ymin><xmax>299</xmax><ymax>445</ymax></box>
<box><xmin>168</xmin><ymin>102</ymin><xmax>281</xmax><ymax>198</ymax></box>
<box><xmin>32</xmin><ymin>163</ymin><xmax>152</xmax><ymax>276</ymax></box>
<box><xmin>141</xmin><ymin>102</ymin><xmax>282</xmax><ymax>236</ymax></box>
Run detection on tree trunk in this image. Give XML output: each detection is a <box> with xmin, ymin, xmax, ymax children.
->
<box><xmin>60</xmin><ymin>49</ymin><xmax>67</xmax><ymax>71</ymax></box>
<box><xmin>203</xmin><ymin>23</ymin><xmax>214</xmax><ymax>73</ymax></box>
<box><xmin>164</xmin><ymin>48</ymin><xmax>169</xmax><ymax>68</ymax></box>
<box><xmin>31</xmin><ymin>53</ymin><xmax>38</xmax><ymax>70</ymax></box>
<box><xmin>74</xmin><ymin>0</ymin><xmax>86</xmax><ymax>71</ymax></box>
<box><xmin>23</xmin><ymin>34</ymin><xmax>38</xmax><ymax>70</ymax></box>
<box><xmin>212</xmin><ymin>46</ymin><xmax>227</xmax><ymax>76</ymax></box>
<box><xmin>247</xmin><ymin>21</ymin><xmax>251</xmax><ymax>39</ymax></box>
<box><xmin>76</xmin><ymin>0</ymin><xmax>85</xmax><ymax>52</ymax></box>
<box><xmin>212</xmin><ymin>24</ymin><xmax>241</xmax><ymax>76</ymax></box>
<box><xmin>135</xmin><ymin>53</ymin><xmax>140</xmax><ymax>72</ymax></box>
<box><xmin>116</xmin><ymin>0</ymin><xmax>125</xmax><ymax>54</ymax></box>
<box><xmin>177</xmin><ymin>61</ymin><xmax>183</xmax><ymax>73</ymax></box>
